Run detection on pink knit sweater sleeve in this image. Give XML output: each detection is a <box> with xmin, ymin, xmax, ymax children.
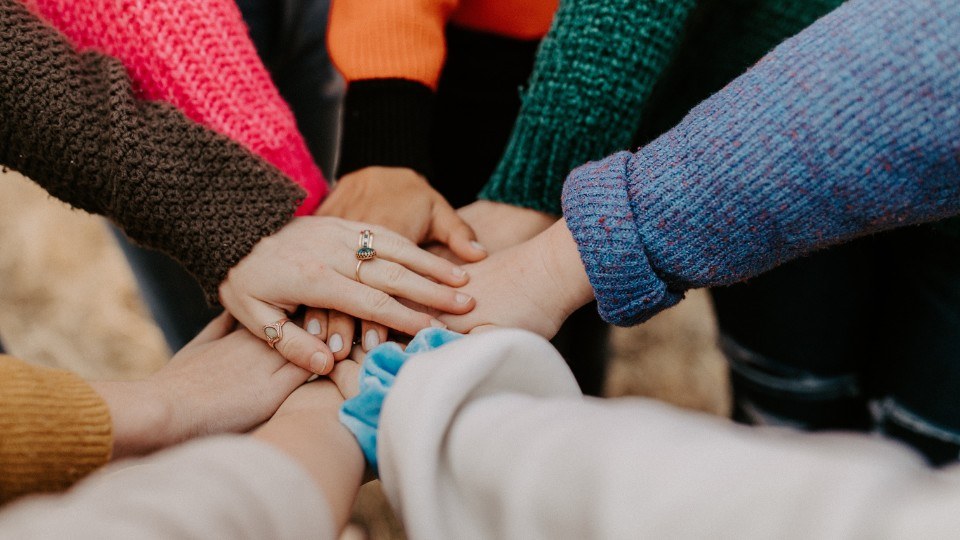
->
<box><xmin>26</xmin><ymin>0</ymin><xmax>327</xmax><ymax>214</ymax></box>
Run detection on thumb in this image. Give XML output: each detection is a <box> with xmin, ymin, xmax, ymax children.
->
<box><xmin>430</xmin><ymin>203</ymin><xmax>487</xmax><ymax>262</ymax></box>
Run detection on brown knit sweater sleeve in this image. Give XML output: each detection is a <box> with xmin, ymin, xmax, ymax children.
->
<box><xmin>0</xmin><ymin>355</ymin><xmax>113</xmax><ymax>504</ymax></box>
<box><xmin>0</xmin><ymin>0</ymin><xmax>305</xmax><ymax>302</ymax></box>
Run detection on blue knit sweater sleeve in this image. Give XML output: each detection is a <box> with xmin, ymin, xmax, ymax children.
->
<box><xmin>562</xmin><ymin>0</ymin><xmax>960</xmax><ymax>327</ymax></box>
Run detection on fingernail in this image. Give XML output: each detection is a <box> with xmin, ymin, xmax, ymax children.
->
<box><xmin>328</xmin><ymin>333</ymin><xmax>344</xmax><ymax>353</ymax></box>
<box><xmin>452</xmin><ymin>267</ymin><xmax>467</xmax><ymax>278</ymax></box>
<box><xmin>470</xmin><ymin>241</ymin><xmax>486</xmax><ymax>252</ymax></box>
<box><xmin>364</xmin><ymin>329</ymin><xmax>380</xmax><ymax>350</ymax></box>
<box><xmin>306</xmin><ymin>319</ymin><xmax>322</xmax><ymax>335</ymax></box>
<box><xmin>310</xmin><ymin>352</ymin><xmax>329</xmax><ymax>374</ymax></box>
<box><xmin>456</xmin><ymin>293</ymin><xmax>471</xmax><ymax>304</ymax></box>
<box><xmin>430</xmin><ymin>318</ymin><xmax>447</xmax><ymax>329</ymax></box>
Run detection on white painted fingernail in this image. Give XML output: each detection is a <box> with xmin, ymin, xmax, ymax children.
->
<box><xmin>452</xmin><ymin>267</ymin><xmax>467</xmax><ymax>278</ymax></box>
<box><xmin>470</xmin><ymin>241</ymin><xmax>486</xmax><ymax>252</ymax></box>
<box><xmin>328</xmin><ymin>333</ymin><xmax>344</xmax><ymax>353</ymax></box>
<box><xmin>306</xmin><ymin>319</ymin><xmax>322</xmax><ymax>335</ymax></box>
<box><xmin>430</xmin><ymin>318</ymin><xmax>447</xmax><ymax>329</ymax></box>
<box><xmin>310</xmin><ymin>352</ymin><xmax>329</xmax><ymax>374</ymax></box>
<box><xmin>364</xmin><ymin>329</ymin><xmax>380</xmax><ymax>350</ymax></box>
<box><xmin>456</xmin><ymin>293</ymin><xmax>471</xmax><ymax>304</ymax></box>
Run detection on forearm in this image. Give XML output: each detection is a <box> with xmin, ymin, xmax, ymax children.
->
<box><xmin>0</xmin><ymin>437</ymin><xmax>335</xmax><ymax>539</ymax></box>
<box><xmin>0</xmin><ymin>0</ymin><xmax>303</xmax><ymax>301</ymax></box>
<box><xmin>254</xmin><ymin>382</ymin><xmax>364</xmax><ymax>530</ymax></box>
<box><xmin>480</xmin><ymin>0</ymin><xmax>696</xmax><ymax>214</ymax></box>
<box><xmin>380</xmin><ymin>330</ymin><xmax>954</xmax><ymax>538</ymax></box>
<box><xmin>562</xmin><ymin>0</ymin><xmax>960</xmax><ymax>325</ymax></box>
<box><xmin>27</xmin><ymin>0</ymin><xmax>327</xmax><ymax>211</ymax></box>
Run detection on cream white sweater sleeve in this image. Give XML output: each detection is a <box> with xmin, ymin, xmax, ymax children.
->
<box><xmin>0</xmin><ymin>436</ymin><xmax>334</xmax><ymax>539</ymax></box>
<box><xmin>379</xmin><ymin>329</ymin><xmax>960</xmax><ymax>539</ymax></box>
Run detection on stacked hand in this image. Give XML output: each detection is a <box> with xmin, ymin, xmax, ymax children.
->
<box><xmin>305</xmin><ymin>166</ymin><xmax>486</xmax><ymax>361</ymax></box>
<box><xmin>219</xmin><ymin>216</ymin><xmax>475</xmax><ymax>374</ymax></box>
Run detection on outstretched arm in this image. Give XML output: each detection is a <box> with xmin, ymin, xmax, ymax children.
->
<box><xmin>445</xmin><ymin>0</ymin><xmax>960</xmax><ymax>334</ymax></box>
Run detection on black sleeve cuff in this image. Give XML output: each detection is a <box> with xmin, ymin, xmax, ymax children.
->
<box><xmin>337</xmin><ymin>79</ymin><xmax>435</xmax><ymax>180</ymax></box>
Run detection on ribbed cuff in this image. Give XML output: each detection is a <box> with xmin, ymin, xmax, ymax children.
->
<box><xmin>561</xmin><ymin>152</ymin><xmax>683</xmax><ymax>326</ymax></box>
<box><xmin>0</xmin><ymin>359</ymin><xmax>112</xmax><ymax>503</ymax></box>
<box><xmin>337</xmin><ymin>79</ymin><xmax>435</xmax><ymax>180</ymax></box>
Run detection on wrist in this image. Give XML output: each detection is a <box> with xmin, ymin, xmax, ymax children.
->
<box><xmin>535</xmin><ymin>219</ymin><xmax>595</xmax><ymax>318</ymax></box>
<box><xmin>90</xmin><ymin>379</ymin><xmax>174</xmax><ymax>459</ymax></box>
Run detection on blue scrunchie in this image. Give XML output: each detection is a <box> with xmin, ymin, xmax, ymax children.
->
<box><xmin>339</xmin><ymin>328</ymin><xmax>463</xmax><ymax>473</ymax></box>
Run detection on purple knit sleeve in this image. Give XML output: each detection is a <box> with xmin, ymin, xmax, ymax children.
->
<box><xmin>563</xmin><ymin>0</ymin><xmax>960</xmax><ymax>326</ymax></box>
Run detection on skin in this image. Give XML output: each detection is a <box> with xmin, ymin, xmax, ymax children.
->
<box><xmin>306</xmin><ymin>166</ymin><xmax>489</xmax><ymax>360</ymax></box>
<box><xmin>219</xmin><ymin>216</ymin><xmax>475</xmax><ymax>374</ymax></box>
<box><xmin>440</xmin><ymin>219</ymin><xmax>595</xmax><ymax>338</ymax></box>
<box><xmin>253</xmin><ymin>377</ymin><xmax>364</xmax><ymax>532</ymax></box>
<box><xmin>90</xmin><ymin>312</ymin><xmax>311</xmax><ymax>459</ymax></box>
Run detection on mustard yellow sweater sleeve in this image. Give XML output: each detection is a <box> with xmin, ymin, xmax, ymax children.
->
<box><xmin>0</xmin><ymin>355</ymin><xmax>112</xmax><ymax>504</ymax></box>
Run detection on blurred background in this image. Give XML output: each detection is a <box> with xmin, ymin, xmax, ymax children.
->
<box><xmin>0</xmin><ymin>168</ymin><xmax>729</xmax><ymax>539</ymax></box>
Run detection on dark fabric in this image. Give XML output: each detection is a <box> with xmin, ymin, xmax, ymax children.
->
<box><xmin>116</xmin><ymin>0</ymin><xmax>342</xmax><ymax>350</ymax></box>
<box><xmin>236</xmin><ymin>0</ymin><xmax>343</xmax><ymax>179</ymax></box>
<box><xmin>0</xmin><ymin>0</ymin><xmax>304</xmax><ymax>305</ymax></box>
<box><xmin>715</xmin><ymin>225</ymin><xmax>960</xmax><ymax>464</ymax></box>
<box><xmin>430</xmin><ymin>26</ymin><xmax>609</xmax><ymax>395</ymax></box>
<box><xmin>337</xmin><ymin>79</ymin><xmax>436</xmax><ymax>180</ymax></box>
<box><xmin>431</xmin><ymin>26</ymin><xmax>541</xmax><ymax>208</ymax></box>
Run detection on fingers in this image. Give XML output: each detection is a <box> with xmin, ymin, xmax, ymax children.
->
<box><xmin>359</xmin><ymin>259</ymin><xmax>475</xmax><ymax>315</ymax></box>
<box><xmin>320</xmin><ymin>274</ymin><xmax>444</xmax><ymax>337</ymax></box>
<box><xmin>272</xmin><ymin>361</ymin><xmax>313</xmax><ymax>389</ymax></box>
<box><xmin>243</xmin><ymin>301</ymin><xmax>334</xmax><ymax>376</ymax></box>
<box><xmin>367</xmin><ymin>226</ymin><xmax>470</xmax><ymax>287</ymax></box>
<box><xmin>303</xmin><ymin>308</ymin><xmax>328</xmax><ymax>341</ymax></box>
<box><xmin>328</xmin><ymin>358</ymin><xmax>362</xmax><ymax>400</ymax></box>
<box><xmin>360</xmin><ymin>320</ymin><xmax>387</xmax><ymax>352</ymax></box>
<box><xmin>187</xmin><ymin>311</ymin><xmax>235</xmax><ymax>346</ymax></box>
<box><xmin>326</xmin><ymin>309</ymin><xmax>355</xmax><ymax>361</ymax></box>
<box><xmin>430</xmin><ymin>202</ymin><xmax>487</xmax><ymax>263</ymax></box>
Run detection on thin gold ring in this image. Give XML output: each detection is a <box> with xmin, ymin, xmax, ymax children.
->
<box><xmin>262</xmin><ymin>318</ymin><xmax>290</xmax><ymax>349</ymax></box>
<box><xmin>355</xmin><ymin>259</ymin><xmax>365</xmax><ymax>283</ymax></box>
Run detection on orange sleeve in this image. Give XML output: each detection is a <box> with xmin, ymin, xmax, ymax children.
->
<box><xmin>328</xmin><ymin>0</ymin><xmax>460</xmax><ymax>90</ymax></box>
<box><xmin>0</xmin><ymin>356</ymin><xmax>112</xmax><ymax>504</ymax></box>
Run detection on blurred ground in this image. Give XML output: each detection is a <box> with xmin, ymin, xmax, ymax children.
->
<box><xmin>0</xmin><ymin>169</ymin><xmax>729</xmax><ymax>538</ymax></box>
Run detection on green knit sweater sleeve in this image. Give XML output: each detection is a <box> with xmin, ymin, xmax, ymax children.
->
<box><xmin>478</xmin><ymin>0</ymin><xmax>696</xmax><ymax>215</ymax></box>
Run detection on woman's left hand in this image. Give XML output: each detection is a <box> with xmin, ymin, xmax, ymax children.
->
<box><xmin>219</xmin><ymin>216</ymin><xmax>475</xmax><ymax>374</ymax></box>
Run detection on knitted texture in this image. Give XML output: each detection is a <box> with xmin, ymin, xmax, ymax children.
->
<box><xmin>0</xmin><ymin>0</ymin><xmax>304</xmax><ymax>303</ymax></box>
<box><xmin>635</xmin><ymin>0</ymin><xmax>845</xmax><ymax>143</ymax></box>
<box><xmin>480</xmin><ymin>0</ymin><xmax>696</xmax><ymax>214</ymax></box>
<box><xmin>562</xmin><ymin>0</ymin><xmax>960</xmax><ymax>326</ymax></box>
<box><xmin>26</xmin><ymin>0</ymin><xmax>327</xmax><ymax>214</ymax></box>
<box><xmin>0</xmin><ymin>356</ymin><xmax>112</xmax><ymax>504</ymax></box>
<box><xmin>481</xmin><ymin>0</ymin><xmax>852</xmax><ymax>215</ymax></box>
<box><xmin>328</xmin><ymin>0</ymin><xmax>557</xmax><ymax>89</ymax></box>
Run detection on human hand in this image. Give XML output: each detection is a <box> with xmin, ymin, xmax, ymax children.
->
<box><xmin>439</xmin><ymin>220</ymin><xmax>595</xmax><ymax>338</ymax></box>
<box><xmin>309</xmin><ymin>168</ymin><xmax>485</xmax><ymax>360</ymax></box>
<box><xmin>457</xmin><ymin>200</ymin><xmax>557</xmax><ymax>254</ymax></box>
<box><xmin>92</xmin><ymin>312</ymin><xmax>311</xmax><ymax>458</ymax></box>
<box><xmin>219</xmin><ymin>217</ymin><xmax>476</xmax><ymax>374</ymax></box>
<box><xmin>318</xmin><ymin>166</ymin><xmax>487</xmax><ymax>261</ymax></box>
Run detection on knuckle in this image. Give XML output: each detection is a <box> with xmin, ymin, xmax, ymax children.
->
<box><xmin>365</xmin><ymin>289</ymin><xmax>394</xmax><ymax>313</ymax></box>
<box><xmin>384</xmin><ymin>263</ymin><xmax>406</xmax><ymax>285</ymax></box>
